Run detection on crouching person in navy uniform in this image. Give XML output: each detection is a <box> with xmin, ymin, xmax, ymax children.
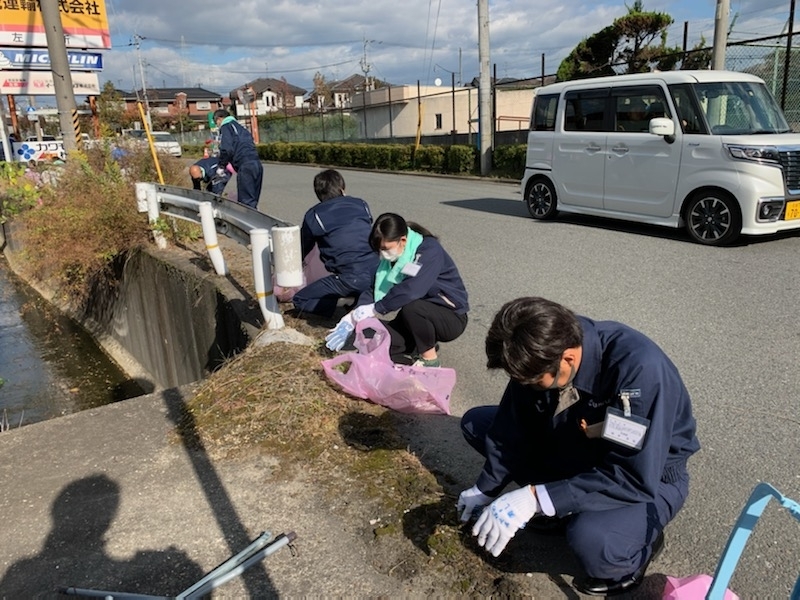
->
<box><xmin>326</xmin><ymin>213</ymin><xmax>468</xmax><ymax>368</ymax></box>
<box><xmin>457</xmin><ymin>297</ymin><xmax>700</xmax><ymax>596</ymax></box>
<box><xmin>292</xmin><ymin>169</ymin><xmax>379</xmax><ymax>317</ymax></box>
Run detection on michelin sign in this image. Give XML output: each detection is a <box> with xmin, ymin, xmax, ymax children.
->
<box><xmin>0</xmin><ymin>49</ymin><xmax>104</xmax><ymax>70</ymax></box>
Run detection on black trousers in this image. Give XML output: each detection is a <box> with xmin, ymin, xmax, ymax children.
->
<box><xmin>384</xmin><ymin>299</ymin><xmax>467</xmax><ymax>363</ymax></box>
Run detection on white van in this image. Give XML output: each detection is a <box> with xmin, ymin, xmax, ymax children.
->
<box><xmin>521</xmin><ymin>70</ymin><xmax>800</xmax><ymax>245</ymax></box>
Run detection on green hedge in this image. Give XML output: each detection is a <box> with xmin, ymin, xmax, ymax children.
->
<box><xmin>183</xmin><ymin>141</ymin><xmax>526</xmax><ymax>179</ymax></box>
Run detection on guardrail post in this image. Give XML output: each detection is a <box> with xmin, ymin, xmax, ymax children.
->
<box><xmin>135</xmin><ymin>181</ymin><xmax>167</xmax><ymax>249</ymax></box>
<box><xmin>271</xmin><ymin>225</ymin><xmax>303</xmax><ymax>288</ymax></box>
<box><xmin>198</xmin><ymin>202</ymin><xmax>227</xmax><ymax>276</ymax></box>
<box><xmin>250</xmin><ymin>228</ymin><xmax>284</xmax><ymax>329</ymax></box>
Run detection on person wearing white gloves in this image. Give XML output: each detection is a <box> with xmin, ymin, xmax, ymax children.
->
<box><xmin>326</xmin><ymin>213</ymin><xmax>468</xmax><ymax>367</ymax></box>
<box><xmin>458</xmin><ymin>297</ymin><xmax>699</xmax><ymax>596</ymax></box>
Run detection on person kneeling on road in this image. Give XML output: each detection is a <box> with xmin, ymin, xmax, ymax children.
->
<box><xmin>457</xmin><ymin>296</ymin><xmax>700</xmax><ymax>596</ymax></box>
<box><xmin>325</xmin><ymin>212</ymin><xmax>468</xmax><ymax>368</ymax></box>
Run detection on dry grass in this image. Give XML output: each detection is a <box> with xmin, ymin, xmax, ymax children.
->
<box><xmin>9</xmin><ymin>145</ymin><xmax>187</xmax><ymax>308</ymax></box>
<box><xmin>177</xmin><ymin>319</ymin><xmax>525</xmax><ymax>595</ymax></box>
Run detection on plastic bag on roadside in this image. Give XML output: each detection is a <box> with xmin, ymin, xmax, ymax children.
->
<box><xmin>662</xmin><ymin>574</ymin><xmax>739</xmax><ymax>600</ymax></box>
<box><xmin>321</xmin><ymin>317</ymin><xmax>455</xmax><ymax>415</ymax></box>
<box><xmin>273</xmin><ymin>243</ymin><xmax>328</xmax><ymax>302</ymax></box>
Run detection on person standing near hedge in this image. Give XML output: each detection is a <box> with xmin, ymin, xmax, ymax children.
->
<box><xmin>213</xmin><ymin>109</ymin><xmax>263</xmax><ymax>209</ymax></box>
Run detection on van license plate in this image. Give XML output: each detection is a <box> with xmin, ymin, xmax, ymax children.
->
<box><xmin>786</xmin><ymin>201</ymin><xmax>800</xmax><ymax>220</ymax></box>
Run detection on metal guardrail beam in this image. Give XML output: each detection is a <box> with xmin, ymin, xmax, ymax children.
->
<box><xmin>152</xmin><ymin>184</ymin><xmax>293</xmax><ymax>246</ymax></box>
<box><xmin>135</xmin><ymin>183</ymin><xmax>301</xmax><ymax>330</ymax></box>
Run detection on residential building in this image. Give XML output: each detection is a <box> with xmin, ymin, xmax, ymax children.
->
<box><xmin>348</xmin><ymin>80</ymin><xmax>541</xmax><ymax>140</ymax></box>
<box><xmin>309</xmin><ymin>74</ymin><xmax>368</xmax><ymax>110</ymax></box>
<box><xmin>229</xmin><ymin>78</ymin><xmax>307</xmax><ymax>117</ymax></box>
<box><xmin>120</xmin><ymin>87</ymin><xmax>225</xmax><ymax>126</ymax></box>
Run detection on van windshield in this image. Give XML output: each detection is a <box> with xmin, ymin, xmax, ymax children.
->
<box><xmin>690</xmin><ymin>81</ymin><xmax>791</xmax><ymax>135</ymax></box>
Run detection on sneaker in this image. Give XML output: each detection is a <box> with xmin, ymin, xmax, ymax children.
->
<box><xmin>412</xmin><ymin>357</ymin><xmax>441</xmax><ymax>368</ymax></box>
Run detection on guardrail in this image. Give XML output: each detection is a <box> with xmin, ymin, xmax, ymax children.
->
<box><xmin>135</xmin><ymin>183</ymin><xmax>303</xmax><ymax>329</ymax></box>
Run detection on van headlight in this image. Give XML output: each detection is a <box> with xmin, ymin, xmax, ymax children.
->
<box><xmin>725</xmin><ymin>144</ymin><xmax>780</xmax><ymax>163</ymax></box>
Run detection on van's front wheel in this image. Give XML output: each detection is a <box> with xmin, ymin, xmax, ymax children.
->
<box><xmin>684</xmin><ymin>191</ymin><xmax>741</xmax><ymax>246</ymax></box>
<box><xmin>525</xmin><ymin>178</ymin><xmax>558</xmax><ymax>220</ymax></box>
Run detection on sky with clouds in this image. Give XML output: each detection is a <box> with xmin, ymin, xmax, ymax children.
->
<box><xmin>102</xmin><ymin>0</ymin><xmax>793</xmax><ymax>95</ymax></box>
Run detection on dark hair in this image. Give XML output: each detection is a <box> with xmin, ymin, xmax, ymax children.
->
<box><xmin>313</xmin><ymin>169</ymin><xmax>346</xmax><ymax>201</ymax></box>
<box><xmin>213</xmin><ymin>109</ymin><xmax>229</xmax><ymax>121</ymax></box>
<box><xmin>369</xmin><ymin>213</ymin><xmax>435</xmax><ymax>251</ymax></box>
<box><xmin>485</xmin><ymin>297</ymin><xmax>583</xmax><ymax>382</ymax></box>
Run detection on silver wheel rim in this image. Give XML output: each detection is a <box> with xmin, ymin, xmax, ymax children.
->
<box><xmin>689</xmin><ymin>196</ymin><xmax>731</xmax><ymax>241</ymax></box>
<box><xmin>528</xmin><ymin>183</ymin><xmax>553</xmax><ymax>217</ymax></box>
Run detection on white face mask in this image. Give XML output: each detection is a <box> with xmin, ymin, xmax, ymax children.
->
<box><xmin>380</xmin><ymin>249</ymin><xmax>400</xmax><ymax>262</ymax></box>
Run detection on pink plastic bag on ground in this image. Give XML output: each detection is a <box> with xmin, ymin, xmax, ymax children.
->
<box><xmin>663</xmin><ymin>574</ymin><xmax>739</xmax><ymax>600</ymax></box>
<box><xmin>273</xmin><ymin>243</ymin><xmax>329</xmax><ymax>302</ymax></box>
<box><xmin>321</xmin><ymin>318</ymin><xmax>455</xmax><ymax>415</ymax></box>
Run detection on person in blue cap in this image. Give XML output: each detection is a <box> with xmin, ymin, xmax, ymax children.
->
<box><xmin>457</xmin><ymin>296</ymin><xmax>700</xmax><ymax>596</ymax></box>
<box><xmin>213</xmin><ymin>109</ymin><xmax>263</xmax><ymax>209</ymax></box>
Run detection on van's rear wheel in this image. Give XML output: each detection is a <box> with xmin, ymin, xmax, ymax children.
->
<box><xmin>525</xmin><ymin>178</ymin><xmax>558</xmax><ymax>220</ymax></box>
<box><xmin>685</xmin><ymin>191</ymin><xmax>741</xmax><ymax>246</ymax></box>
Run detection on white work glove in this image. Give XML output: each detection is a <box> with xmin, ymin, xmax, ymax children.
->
<box><xmin>215</xmin><ymin>167</ymin><xmax>227</xmax><ymax>178</ymax></box>
<box><xmin>352</xmin><ymin>303</ymin><xmax>376</xmax><ymax>323</ymax></box>
<box><xmin>473</xmin><ymin>486</ymin><xmax>538</xmax><ymax>557</ymax></box>
<box><xmin>457</xmin><ymin>485</ymin><xmax>494</xmax><ymax>523</ymax></box>
<box><xmin>325</xmin><ymin>313</ymin><xmax>354</xmax><ymax>351</ymax></box>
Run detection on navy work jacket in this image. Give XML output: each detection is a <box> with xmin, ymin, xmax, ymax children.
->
<box><xmin>476</xmin><ymin>316</ymin><xmax>700</xmax><ymax>516</ymax></box>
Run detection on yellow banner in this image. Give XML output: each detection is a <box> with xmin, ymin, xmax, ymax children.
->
<box><xmin>0</xmin><ymin>0</ymin><xmax>111</xmax><ymax>49</ymax></box>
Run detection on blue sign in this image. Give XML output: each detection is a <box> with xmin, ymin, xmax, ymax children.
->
<box><xmin>0</xmin><ymin>48</ymin><xmax>103</xmax><ymax>71</ymax></box>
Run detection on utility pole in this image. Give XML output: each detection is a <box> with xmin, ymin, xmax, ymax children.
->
<box><xmin>40</xmin><ymin>0</ymin><xmax>79</xmax><ymax>152</ymax></box>
<box><xmin>134</xmin><ymin>34</ymin><xmax>152</xmax><ymax>129</ymax></box>
<box><xmin>711</xmin><ymin>0</ymin><xmax>730</xmax><ymax>70</ymax></box>
<box><xmin>477</xmin><ymin>0</ymin><xmax>492</xmax><ymax>176</ymax></box>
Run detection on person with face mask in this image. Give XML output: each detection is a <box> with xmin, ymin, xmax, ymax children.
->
<box><xmin>457</xmin><ymin>296</ymin><xmax>700</xmax><ymax>596</ymax></box>
<box><xmin>326</xmin><ymin>212</ymin><xmax>468</xmax><ymax>367</ymax></box>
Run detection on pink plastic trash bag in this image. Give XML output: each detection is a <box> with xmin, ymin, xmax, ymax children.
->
<box><xmin>663</xmin><ymin>574</ymin><xmax>739</xmax><ymax>600</ymax></box>
<box><xmin>321</xmin><ymin>317</ymin><xmax>455</xmax><ymax>415</ymax></box>
<box><xmin>273</xmin><ymin>243</ymin><xmax>329</xmax><ymax>302</ymax></box>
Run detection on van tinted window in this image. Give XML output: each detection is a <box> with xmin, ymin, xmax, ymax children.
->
<box><xmin>612</xmin><ymin>86</ymin><xmax>670</xmax><ymax>133</ymax></box>
<box><xmin>531</xmin><ymin>94</ymin><xmax>558</xmax><ymax>131</ymax></box>
<box><xmin>669</xmin><ymin>84</ymin><xmax>706</xmax><ymax>134</ymax></box>
<box><xmin>564</xmin><ymin>90</ymin><xmax>607</xmax><ymax>132</ymax></box>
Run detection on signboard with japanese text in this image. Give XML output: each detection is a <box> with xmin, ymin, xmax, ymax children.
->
<box><xmin>10</xmin><ymin>139</ymin><xmax>65</xmax><ymax>163</ymax></box>
<box><xmin>0</xmin><ymin>47</ymin><xmax>103</xmax><ymax>70</ymax></box>
<box><xmin>0</xmin><ymin>0</ymin><xmax>111</xmax><ymax>49</ymax></box>
<box><xmin>0</xmin><ymin>70</ymin><xmax>100</xmax><ymax>95</ymax></box>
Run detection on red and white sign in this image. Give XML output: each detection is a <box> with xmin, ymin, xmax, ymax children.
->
<box><xmin>0</xmin><ymin>70</ymin><xmax>100</xmax><ymax>95</ymax></box>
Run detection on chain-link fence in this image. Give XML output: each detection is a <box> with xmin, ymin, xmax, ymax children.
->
<box><xmin>724</xmin><ymin>33</ymin><xmax>800</xmax><ymax>126</ymax></box>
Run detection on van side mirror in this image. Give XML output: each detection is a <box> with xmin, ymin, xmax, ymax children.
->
<box><xmin>649</xmin><ymin>117</ymin><xmax>675</xmax><ymax>143</ymax></box>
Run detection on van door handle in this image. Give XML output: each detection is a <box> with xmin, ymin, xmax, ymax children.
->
<box><xmin>611</xmin><ymin>145</ymin><xmax>629</xmax><ymax>154</ymax></box>
<box><xmin>586</xmin><ymin>143</ymin><xmax>602</xmax><ymax>154</ymax></box>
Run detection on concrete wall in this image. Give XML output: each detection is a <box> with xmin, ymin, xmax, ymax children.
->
<box><xmin>1</xmin><ymin>221</ymin><xmax>254</xmax><ymax>393</ymax></box>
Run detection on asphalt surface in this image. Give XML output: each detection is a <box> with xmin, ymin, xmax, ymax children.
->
<box><xmin>259</xmin><ymin>164</ymin><xmax>800</xmax><ymax>596</ymax></box>
<box><xmin>1</xmin><ymin>163</ymin><xmax>799</xmax><ymax>598</ymax></box>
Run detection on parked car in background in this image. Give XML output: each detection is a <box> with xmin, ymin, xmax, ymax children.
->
<box><xmin>124</xmin><ymin>129</ymin><xmax>182</xmax><ymax>158</ymax></box>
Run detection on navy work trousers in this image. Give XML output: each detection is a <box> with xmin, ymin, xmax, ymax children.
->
<box><xmin>460</xmin><ymin>405</ymin><xmax>689</xmax><ymax>580</ymax></box>
<box><xmin>235</xmin><ymin>160</ymin><xmax>264</xmax><ymax>209</ymax></box>
<box><xmin>292</xmin><ymin>271</ymin><xmax>373</xmax><ymax>318</ymax></box>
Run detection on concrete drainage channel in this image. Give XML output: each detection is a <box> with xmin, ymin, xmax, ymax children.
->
<box><xmin>1</xmin><ymin>184</ymin><xmax>316</xmax><ymax>406</ymax></box>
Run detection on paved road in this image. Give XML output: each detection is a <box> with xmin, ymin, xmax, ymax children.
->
<box><xmin>255</xmin><ymin>163</ymin><xmax>800</xmax><ymax>596</ymax></box>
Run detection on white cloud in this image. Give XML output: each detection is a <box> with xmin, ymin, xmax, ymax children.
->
<box><xmin>101</xmin><ymin>0</ymin><xmax>790</xmax><ymax>94</ymax></box>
